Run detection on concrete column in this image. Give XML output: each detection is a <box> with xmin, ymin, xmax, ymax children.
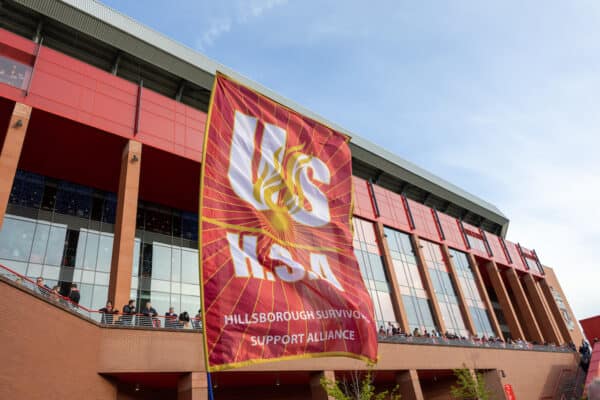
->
<box><xmin>375</xmin><ymin>222</ymin><xmax>410</xmax><ymax>333</ymax></box>
<box><xmin>539</xmin><ymin>278</ymin><xmax>572</xmax><ymax>343</ymax></box>
<box><xmin>310</xmin><ymin>370</ymin><xmax>335</xmax><ymax>400</ymax></box>
<box><xmin>178</xmin><ymin>372</ymin><xmax>208</xmax><ymax>400</ymax></box>
<box><xmin>395</xmin><ymin>370</ymin><xmax>424</xmax><ymax>400</ymax></box>
<box><xmin>441</xmin><ymin>244</ymin><xmax>477</xmax><ymax>336</ymax></box>
<box><xmin>503</xmin><ymin>268</ymin><xmax>544</xmax><ymax>343</ymax></box>
<box><xmin>108</xmin><ymin>140</ymin><xmax>142</xmax><ymax>311</ymax></box>
<box><xmin>522</xmin><ymin>274</ymin><xmax>563</xmax><ymax>344</ymax></box>
<box><xmin>410</xmin><ymin>234</ymin><xmax>446</xmax><ymax>334</ymax></box>
<box><xmin>481</xmin><ymin>370</ymin><xmax>505</xmax><ymax>399</ymax></box>
<box><xmin>485</xmin><ymin>261</ymin><xmax>525</xmax><ymax>341</ymax></box>
<box><xmin>467</xmin><ymin>254</ymin><xmax>503</xmax><ymax>340</ymax></box>
<box><xmin>0</xmin><ymin>102</ymin><xmax>31</xmax><ymax>229</ymax></box>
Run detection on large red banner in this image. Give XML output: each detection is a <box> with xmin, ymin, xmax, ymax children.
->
<box><xmin>199</xmin><ymin>74</ymin><xmax>378</xmax><ymax>371</ymax></box>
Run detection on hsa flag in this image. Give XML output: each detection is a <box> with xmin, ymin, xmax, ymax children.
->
<box><xmin>199</xmin><ymin>73</ymin><xmax>378</xmax><ymax>371</ymax></box>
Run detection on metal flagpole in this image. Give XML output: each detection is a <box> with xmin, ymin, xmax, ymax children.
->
<box><xmin>207</xmin><ymin>372</ymin><xmax>215</xmax><ymax>400</ymax></box>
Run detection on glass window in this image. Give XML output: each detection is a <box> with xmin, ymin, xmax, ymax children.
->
<box><xmin>152</xmin><ymin>242</ymin><xmax>172</xmax><ymax>281</ymax></box>
<box><xmin>384</xmin><ymin>227</ymin><xmax>437</xmax><ymax>333</ymax></box>
<box><xmin>422</xmin><ymin>241</ymin><xmax>468</xmax><ymax>336</ymax></box>
<box><xmin>130</xmin><ymin>201</ymin><xmax>200</xmax><ymax>316</ymax></box>
<box><xmin>0</xmin><ymin>216</ymin><xmax>35</xmax><ymax>262</ymax></box>
<box><xmin>449</xmin><ymin>248</ymin><xmax>495</xmax><ymax>337</ymax></box>
<box><xmin>353</xmin><ymin>218</ymin><xmax>395</xmax><ymax>327</ymax></box>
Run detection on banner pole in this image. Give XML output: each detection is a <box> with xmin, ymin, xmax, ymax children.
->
<box><xmin>207</xmin><ymin>372</ymin><xmax>215</xmax><ymax>400</ymax></box>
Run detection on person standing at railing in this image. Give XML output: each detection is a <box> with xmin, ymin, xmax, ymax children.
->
<box><xmin>122</xmin><ymin>300</ymin><xmax>136</xmax><ymax>326</ymax></box>
<box><xmin>165</xmin><ymin>307</ymin><xmax>178</xmax><ymax>328</ymax></box>
<box><xmin>68</xmin><ymin>283</ymin><xmax>80</xmax><ymax>305</ymax></box>
<box><xmin>35</xmin><ymin>277</ymin><xmax>50</xmax><ymax>298</ymax></box>
<box><xmin>99</xmin><ymin>301</ymin><xmax>119</xmax><ymax>325</ymax></box>
<box><xmin>179</xmin><ymin>311</ymin><xmax>193</xmax><ymax>329</ymax></box>
<box><xmin>193</xmin><ymin>309</ymin><xmax>203</xmax><ymax>330</ymax></box>
<box><xmin>140</xmin><ymin>301</ymin><xmax>158</xmax><ymax>328</ymax></box>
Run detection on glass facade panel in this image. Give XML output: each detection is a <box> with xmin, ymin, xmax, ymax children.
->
<box><xmin>384</xmin><ymin>227</ymin><xmax>437</xmax><ymax>333</ymax></box>
<box><xmin>449</xmin><ymin>248</ymin><xmax>496</xmax><ymax>337</ymax></box>
<box><xmin>352</xmin><ymin>218</ymin><xmax>396</xmax><ymax>328</ymax></box>
<box><xmin>467</xmin><ymin>234</ymin><xmax>487</xmax><ymax>254</ymax></box>
<box><xmin>0</xmin><ymin>170</ymin><xmax>116</xmax><ymax>309</ymax></box>
<box><xmin>131</xmin><ymin>201</ymin><xmax>201</xmax><ymax>317</ymax></box>
<box><xmin>421</xmin><ymin>240</ymin><xmax>469</xmax><ymax>337</ymax></box>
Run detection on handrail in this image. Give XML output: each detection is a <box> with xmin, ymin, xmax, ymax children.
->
<box><xmin>0</xmin><ymin>262</ymin><xmax>202</xmax><ymax>329</ymax></box>
<box><xmin>0</xmin><ymin>262</ymin><xmax>582</xmax><ymax>352</ymax></box>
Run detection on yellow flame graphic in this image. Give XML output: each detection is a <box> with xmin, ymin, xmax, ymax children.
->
<box><xmin>253</xmin><ymin>143</ymin><xmax>311</xmax><ymax>232</ymax></box>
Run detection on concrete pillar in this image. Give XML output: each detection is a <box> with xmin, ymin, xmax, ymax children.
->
<box><xmin>467</xmin><ymin>254</ymin><xmax>503</xmax><ymax>340</ymax></box>
<box><xmin>108</xmin><ymin>140</ymin><xmax>142</xmax><ymax>311</ymax></box>
<box><xmin>0</xmin><ymin>102</ymin><xmax>31</xmax><ymax>229</ymax></box>
<box><xmin>539</xmin><ymin>278</ymin><xmax>572</xmax><ymax>343</ymax></box>
<box><xmin>310</xmin><ymin>370</ymin><xmax>335</xmax><ymax>400</ymax></box>
<box><xmin>481</xmin><ymin>369</ymin><xmax>505</xmax><ymax>399</ymax></box>
<box><xmin>178</xmin><ymin>372</ymin><xmax>208</xmax><ymax>400</ymax></box>
<box><xmin>441</xmin><ymin>244</ymin><xmax>477</xmax><ymax>336</ymax></box>
<box><xmin>395</xmin><ymin>370</ymin><xmax>424</xmax><ymax>400</ymax></box>
<box><xmin>485</xmin><ymin>261</ymin><xmax>525</xmax><ymax>341</ymax></box>
<box><xmin>522</xmin><ymin>274</ymin><xmax>563</xmax><ymax>344</ymax></box>
<box><xmin>375</xmin><ymin>222</ymin><xmax>410</xmax><ymax>333</ymax></box>
<box><xmin>503</xmin><ymin>268</ymin><xmax>544</xmax><ymax>343</ymax></box>
<box><xmin>410</xmin><ymin>234</ymin><xmax>446</xmax><ymax>334</ymax></box>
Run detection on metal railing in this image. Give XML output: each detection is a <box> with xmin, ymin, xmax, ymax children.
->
<box><xmin>0</xmin><ymin>263</ymin><xmax>202</xmax><ymax>331</ymax></box>
<box><xmin>0</xmin><ymin>263</ymin><xmax>581</xmax><ymax>353</ymax></box>
<box><xmin>378</xmin><ymin>332</ymin><xmax>574</xmax><ymax>353</ymax></box>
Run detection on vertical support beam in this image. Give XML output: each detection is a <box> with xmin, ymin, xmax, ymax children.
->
<box><xmin>375</xmin><ymin>222</ymin><xmax>409</xmax><ymax>333</ymax></box>
<box><xmin>522</xmin><ymin>274</ymin><xmax>563</xmax><ymax>344</ymax></box>
<box><xmin>467</xmin><ymin>253</ymin><xmax>504</xmax><ymax>340</ymax></box>
<box><xmin>395</xmin><ymin>370</ymin><xmax>424</xmax><ymax>400</ymax></box>
<box><xmin>441</xmin><ymin>244</ymin><xmax>477</xmax><ymax>336</ymax></box>
<box><xmin>410</xmin><ymin>234</ymin><xmax>446</xmax><ymax>334</ymax></box>
<box><xmin>108</xmin><ymin>140</ymin><xmax>142</xmax><ymax>311</ymax></box>
<box><xmin>0</xmin><ymin>102</ymin><xmax>31</xmax><ymax>229</ymax></box>
<box><xmin>504</xmin><ymin>268</ymin><xmax>544</xmax><ymax>343</ymax></box>
<box><xmin>539</xmin><ymin>278</ymin><xmax>572</xmax><ymax>343</ymax></box>
<box><xmin>178</xmin><ymin>372</ymin><xmax>208</xmax><ymax>400</ymax></box>
<box><xmin>310</xmin><ymin>370</ymin><xmax>335</xmax><ymax>400</ymax></box>
<box><xmin>485</xmin><ymin>261</ymin><xmax>525</xmax><ymax>341</ymax></box>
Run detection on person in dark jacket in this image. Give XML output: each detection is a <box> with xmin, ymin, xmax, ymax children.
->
<box><xmin>35</xmin><ymin>277</ymin><xmax>51</xmax><ymax>297</ymax></box>
<box><xmin>140</xmin><ymin>301</ymin><xmax>158</xmax><ymax>327</ymax></box>
<box><xmin>99</xmin><ymin>300</ymin><xmax>119</xmax><ymax>325</ymax></box>
<box><xmin>165</xmin><ymin>307</ymin><xmax>178</xmax><ymax>328</ymax></box>
<box><xmin>122</xmin><ymin>299</ymin><xmax>136</xmax><ymax>325</ymax></box>
<box><xmin>68</xmin><ymin>283</ymin><xmax>80</xmax><ymax>305</ymax></box>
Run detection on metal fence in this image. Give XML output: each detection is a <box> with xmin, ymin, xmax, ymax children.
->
<box><xmin>0</xmin><ymin>263</ymin><xmax>579</xmax><ymax>353</ymax></box>
<box><xmin>0</xmin><ymin>263</ymin><xmax>202</xmax><ymax>331</ymax></box>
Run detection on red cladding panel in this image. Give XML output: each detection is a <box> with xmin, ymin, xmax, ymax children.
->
<box><xmin>0</xmin><ymin>29</ymin><xmax>36</xmax><ymax>61</ymax></box>
<box><xmin>352</xmin><ymin>176</ymin><xmax>375</xmax><ymax>220</ymax></box>
<box><xmin>437</xmin><ymin>212</ymin><xmax>467</xmax><ymax>251</ymax></box>
<box><xmin>406</xmin><ymin>199</ymin><xmax>440</xmax><ymax>242</ymax></box>
<box><xmin>372</xmin><ymin>185</ymin><xmax>410</xmax><ymax>232</ymax></box>
<box><xmin>0</xmin><ymin>28</ymin><xmax>207</xmax><ymax>163</ymax></box>
<box><xmin>504</xmin><ymin>240</ymin><xmax>527</xmax><ymax>272</ymax></box>
<box><xmin>27</xmin><ymin>46</ymin><xmax>138</xmax><ymax>138</ymax></box>
<box><xmin>485</xmin><ymin>233</ymin><xmax>509</xmax><ymax>265</ymax></box>
<box><xmin>138</xmin><ymin>89</ymin><xmax>205</xmax><ymax>161</ymax></box>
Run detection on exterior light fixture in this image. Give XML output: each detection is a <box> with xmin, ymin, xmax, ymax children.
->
<box><xmin>134</xmin><ymin>384</ymin><xmax>140</xmax><ymax>392</ymax></box>
<box><xmin>14</xmin><ymin>119</ymin><xmax>23</xmax><ymax>128</ymax></box>
<box><xmin>131</xmin><ymin>154</ymin><xmax>139</xmax><ymax>162</ymax></box>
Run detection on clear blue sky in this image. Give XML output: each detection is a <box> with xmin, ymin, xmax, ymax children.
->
<box><xmin>100</xmin><ymin>0</ymin><xmax>599</xmax><ymax>320</ymax></box>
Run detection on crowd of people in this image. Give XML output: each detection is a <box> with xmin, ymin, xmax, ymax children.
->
<box><xmin>377</xmin><ymin>321</ymin><xmax>580</xmax><ymax>351</ymax></box>
<box><xmin>31</xmin><ymin>277</ymin><xmax>202</xmax><ymax>330</ymax></box>
<box><xmin>99</xmin><ymin>299</ymin><xmax>203</xmax><ymax>330</ymax></box>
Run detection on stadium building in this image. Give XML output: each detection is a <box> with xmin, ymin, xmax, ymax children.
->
<box><xmin>0</xmin><ymin>1</ymin><xmax>588</xmax><ymax>399</ymax></box>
